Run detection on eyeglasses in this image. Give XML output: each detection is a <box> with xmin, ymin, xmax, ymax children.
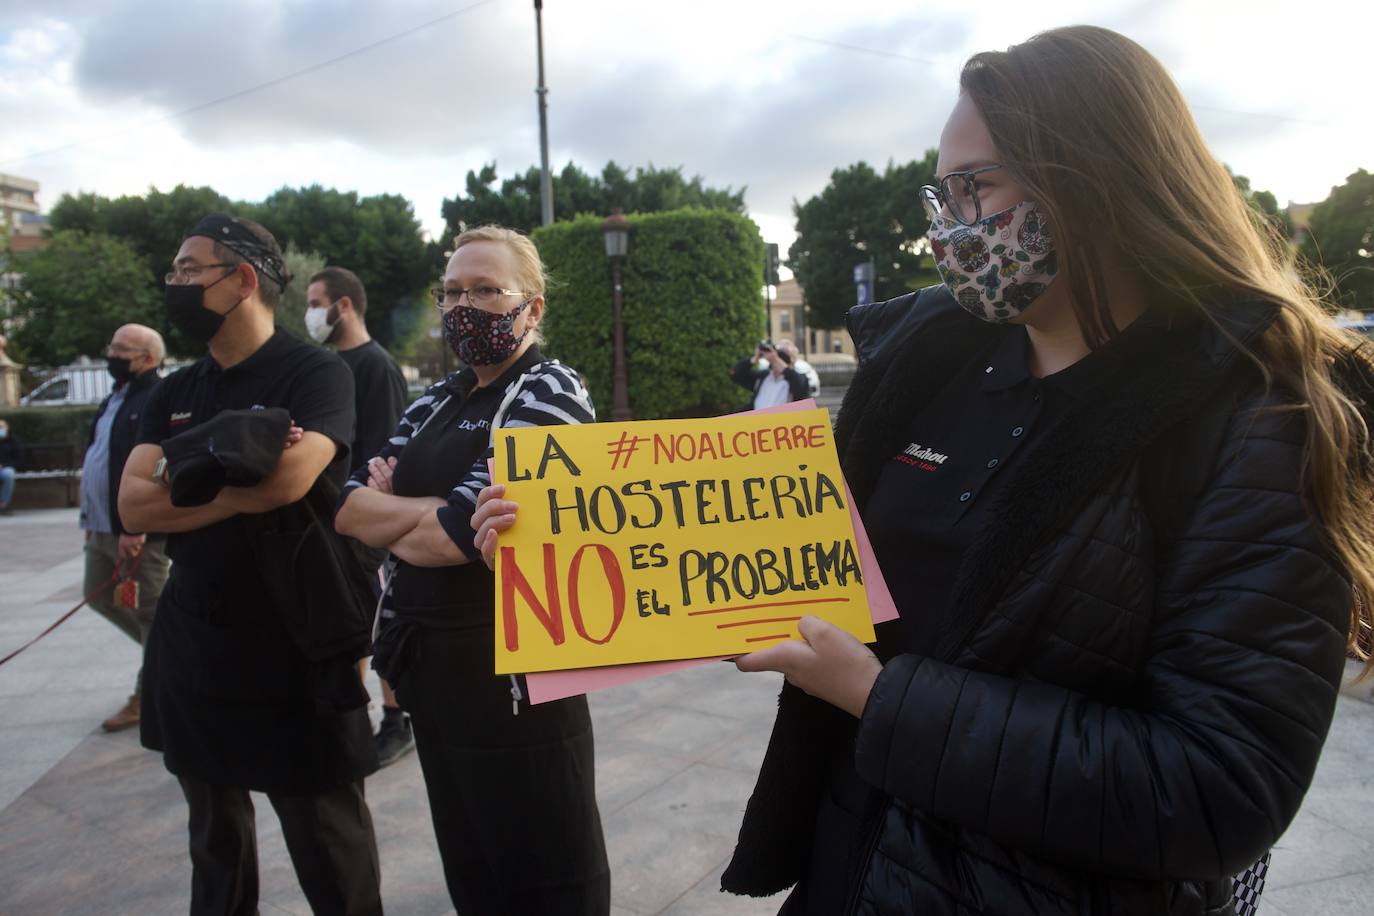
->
<box><xmin>432</xmin><ymin>285</ymin><xmax>527</xmax><ymax>313</ymax></box>
<box><xmin>920</xmin><ymin>165</ymin><xmax>1003</xmax><ymax>227</ymax></box>
<box><xmin>164</xmin><ymin>262</ymin><xmax>239</xmax><ymax>285</ymax></box>
<box><xmin>105</xmin><ymin>344</ymin><xmax>149</xmax><ymax>357</ymax></box>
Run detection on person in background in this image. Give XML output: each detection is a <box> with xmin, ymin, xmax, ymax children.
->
<box><xmin>0</xmin><ymin>418</ymin><xmax>19</xmax><ymax>515</ymax></box>
<box><xmin>81</xmin><ymin>323</ymin><xmax>171</xmax><ymax>732</ymax></box>
<box><xmin>731</xmin><ymin>339</ymin><xmax>809</xmax><ymax>410</ymax></box>
<box><xmin>304</xmin><ymin>265</ymin><xmax>414</xmax><ymax>767</ymax></box>
<box><xmin>776</xmin><ymin>339</ymin><xmax>820</xmax><ymax>399</ymax></box>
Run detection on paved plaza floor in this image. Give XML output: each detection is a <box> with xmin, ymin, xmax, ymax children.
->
<box><xmin>2</xmin><ymin>508</ymin><xmax>1372</xmax><ymax>914</ymax></box>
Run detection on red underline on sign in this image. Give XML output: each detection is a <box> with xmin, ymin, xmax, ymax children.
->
<box><xmin>687</xmin><ymin>597</ymin><xmax>850</xmax><ymax>617</ymax></box>
<box><xmin>745</xmin><ymin>633</ymin><xmax>791</xmax><ymax>643</ymax></box>
<box><xmin>717</xmin><ymin>616</ymin><xmax>803</xmax><ymax>630</ymax></box>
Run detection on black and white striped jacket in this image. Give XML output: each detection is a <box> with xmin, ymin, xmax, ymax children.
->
<box><xmin>344</xmin><ymin>350</ymin><xmax>595</xmax><ymax>624</ymax></box>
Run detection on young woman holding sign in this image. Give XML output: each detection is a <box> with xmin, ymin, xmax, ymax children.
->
<box><xmin>335</xmin><ymin>226</ymin><xmax>609</xmax><ymax>915</ymax></box>
<box><xmin>712</xmin><ymin>25</ymin><xmax>1374</xmax><ymax>916</ymax></box>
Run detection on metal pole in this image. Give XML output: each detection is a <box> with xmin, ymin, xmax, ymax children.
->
<box><xmin>610</xmin><ymin>257</ymin><xmax>631</xmax><ymax>420</ymax></box>
<box><xmin>534</xmin><ymin>0</ymin><xmax>554</xmax><ymax>226</ymax></box>
<box><xmin>765</xmin><ymin>276</ymin><xmax>773</xmax><ymax>335</ymax></box>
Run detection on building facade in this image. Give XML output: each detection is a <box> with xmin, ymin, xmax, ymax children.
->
<box><xmin>766</xmin><ymin>277</ymin><xmax>857</xmax><ymax>361</ymax></box>
<box><xmin>1</xmin><ymin>174</ymin><xmax>40</xmax><ymax>231</ymax></box>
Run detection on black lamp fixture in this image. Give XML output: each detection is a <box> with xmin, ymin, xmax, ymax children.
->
<box><xmin>601</xmin><ymin>210</ymin><xmax>633</xmax><ymax>421</ymax></box>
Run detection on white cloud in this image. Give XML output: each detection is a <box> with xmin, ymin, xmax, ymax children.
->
<box><xmin>1</xmin><ymin>0</ymin><xmax>1369</xmax><ymax>250</ymax></box>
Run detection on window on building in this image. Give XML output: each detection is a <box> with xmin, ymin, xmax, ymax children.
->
<box><xmin>779</xmin><ymin>309</ymin><xmax>792</xmax><ymax>333</ymax></box>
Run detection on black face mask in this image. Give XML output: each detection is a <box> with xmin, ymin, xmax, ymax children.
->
<box><xmin>106</xmin><ymin>357</ymin><xmax>135</xmax><ymax>385</ymax></box>
<box><xmin>165</xmin><ymin>272</ymin><xmax>240</xmax><ymax>345</ymax></box>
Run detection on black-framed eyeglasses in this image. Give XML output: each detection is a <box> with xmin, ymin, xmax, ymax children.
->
<box><xmin>920</xmin><ymin>165</ymin><xmax>1003</xmax><ymax>227</ymax></box>
<box><xmin>432</xmin><ymin>285</ymin><xmax>528</xmax><ymax>312</ymax></box>
<box><xmin>164</xmin><ymin>262</ymin><xmax>239</xmax><ymax>285</ymax></box>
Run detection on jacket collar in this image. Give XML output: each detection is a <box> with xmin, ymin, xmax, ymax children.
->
<box><xmin>127</xmin><ymin>368</ymin><xmax>160</xmax><ymax>394</ymax></box>
<box><xmin>443</xmin><ymin>345</ymin><xmax>545</xmax><ymax>398</ymax></box>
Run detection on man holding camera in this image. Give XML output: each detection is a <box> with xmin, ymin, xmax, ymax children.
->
<box><xmin>731</xmin><ymin>338</ymin><xmax>810</xmax><ymax>410</ymax></box>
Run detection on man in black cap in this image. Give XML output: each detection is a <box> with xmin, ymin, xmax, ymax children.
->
<box><xmin>118</xmin><ymin>214</ymin><xmax>382</xmax><ymax>916</ymax></box>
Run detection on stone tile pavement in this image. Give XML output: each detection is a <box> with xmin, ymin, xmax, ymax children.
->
<box><xmin>1</xmin><ymin>508</ymin><xmax>1372</xmax><ymax>914</ymax></box>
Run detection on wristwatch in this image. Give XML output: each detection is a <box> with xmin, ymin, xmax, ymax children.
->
<box><xmin>151</xmin><ymin>456</ymin><xmax>170</xmax><ymax>487</ymax></box>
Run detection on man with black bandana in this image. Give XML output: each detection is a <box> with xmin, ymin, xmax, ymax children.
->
<box><xmin>119</xmin><ymin>214</ymin><xmax>382</xmax><ymax>916</ymax></box>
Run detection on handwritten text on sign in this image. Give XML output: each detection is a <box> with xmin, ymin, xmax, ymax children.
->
<box><xmin>492</xmin><ymin>408</ymin><xmax>874</xmax><ymax>673</ymax></box>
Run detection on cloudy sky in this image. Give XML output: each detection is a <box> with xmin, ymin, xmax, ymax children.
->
<box><xmin>2</xmin><ymin>0</ymin><xmax>1369</xmax><ymax>253</ymax></box>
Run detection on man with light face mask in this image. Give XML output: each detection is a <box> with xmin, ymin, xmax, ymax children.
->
<box><xmin>305</xmin><ymin>266</ymin><xmax>412</xmax><ymax>767</ymax></box>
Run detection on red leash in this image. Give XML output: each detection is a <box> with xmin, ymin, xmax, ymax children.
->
<box><xmin>0</xmin><ymin>554</ymin><xmax>138</xmax><ymax>667</ymax></box>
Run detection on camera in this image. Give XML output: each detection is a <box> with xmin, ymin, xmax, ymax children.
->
<box><xmin>758</xmin><ymin>339</ymin><xmax>774</xmax><ymax>352</ymax></box>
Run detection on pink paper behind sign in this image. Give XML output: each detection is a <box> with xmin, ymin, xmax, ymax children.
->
<box><xmin>503</xmin><ymin>399</ymin><xmax>899</xmax><ymax>705</ymax></box>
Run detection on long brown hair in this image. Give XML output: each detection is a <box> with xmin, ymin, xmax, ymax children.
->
<box><xmin>960</xmin><ymin>25</ymin><xmax>1374</xmax><ymax>670</ymax></box>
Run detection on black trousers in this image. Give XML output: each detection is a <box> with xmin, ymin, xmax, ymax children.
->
<box><xmin>178</xmin><ymin>776</ymin><xmax>383</xmax><ymax>916</ymax></box>
<box><xmin>398</xmin><ymin>625</ymin><xmax>610</xmax><ymax>916</ymax></box>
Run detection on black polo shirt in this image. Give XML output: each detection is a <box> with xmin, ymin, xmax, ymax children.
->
<box><xmin>136</xmin><ymin>329</ymin><xmax>355</xmax><ymax>586</ymax></box>
<box><xmin>338</xmin><ymin>340</ymin><xmax>408</xmax><ymax>471</ymax></box>
<box><xmin>862</xmin><ymin>322</ymin><xmax>1115</xmax><ymax>656</ymax></box>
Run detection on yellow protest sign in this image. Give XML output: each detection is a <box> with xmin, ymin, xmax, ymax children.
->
<box><xmin>492</xmin><ymin>408</ymin><xmax>874</xmax><ymax>674</ymax></box>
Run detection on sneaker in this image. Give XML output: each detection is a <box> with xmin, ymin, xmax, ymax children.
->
<box><xmin>374</xmin><ymin>707</ymin><xmax>415</xmax><ymax>768</ymax></box>
<box><xmin>101</xmin><ymin>695</ymin><xmax>140</xmax><ymax>732</ymax></box>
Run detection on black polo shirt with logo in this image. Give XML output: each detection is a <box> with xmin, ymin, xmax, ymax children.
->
<box><xmin>136</xmin><ymin>329</ymin><xmax>355</xmax><ymax>586</ymax></box>
<box><xmin>862</xmin><ymin>322</ymin><xmax>1112</xmax><ymax>656</ymax></box>
<box><xmin>132</xmin><ymin>329</ymin><xmax>369</xmax><ymax>794</ymax></box>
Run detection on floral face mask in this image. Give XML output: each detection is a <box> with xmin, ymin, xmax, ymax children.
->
<box><xmin>442</xmin><ymin>300</ymin><xmax>531</xmax><ymax>366</ymax></box>
<box><xmin>927</xmin><ymin>200</ymin><xmax>1058</xmax><ymax>322</ymax></box>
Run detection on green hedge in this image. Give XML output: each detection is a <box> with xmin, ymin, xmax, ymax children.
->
<box><xmin>0</xmin><ymin>404</ymin><xmax>99</xmax><ymax>448</ymax></box>
<box><xmin>533</xmin><ymin>209</ymin><xmax>765</xmax><ymax>419</ymax></box>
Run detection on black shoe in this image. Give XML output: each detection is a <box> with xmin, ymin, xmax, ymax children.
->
<box><xmin>374</xmin><ymin>708</ymin><xmax>415</xmax><ymax>768</ymax></box>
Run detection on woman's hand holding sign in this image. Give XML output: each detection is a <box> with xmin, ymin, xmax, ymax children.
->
<box><xmin>735</xmin><ymin>615</ymin><xmax>883</xmax><ymax>718</ymax></box>
<box><xmin>473</xmin><ymin>483</ymin><xmax>520</xmax><ymax>570</ymax></box>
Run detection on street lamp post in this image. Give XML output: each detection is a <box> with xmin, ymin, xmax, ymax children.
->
<box><xmin>602</xmin><ymin>210</ymin><xmax>632</xmax><ymax>421</ymax></box>
<box><xmin>533</xmin><ymin>0</ymin><xmax>554</xmax><ymax>226</ymax></box>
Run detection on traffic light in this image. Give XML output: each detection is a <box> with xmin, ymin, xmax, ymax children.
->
<box><xmin>765</xmin><ymin>243</ymin><xmax>780</xmax><ymax>286</ymax></box>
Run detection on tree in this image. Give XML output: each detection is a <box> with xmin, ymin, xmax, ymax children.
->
<box><xmin>441</xmin><ymin>161</ymin><xmax>747</xmax><ymax>237</ymax></box>
<box><xmin>50</xmin><ymin>185</ymin><xmax>234</xmax><ymax>284</ymax></box>
<box><xmin>1301</xmin><ymin>169</ymin><xmax>1374</xmax><ymax>312</ymax></box>
<box><xmin>1229</xmin><ymin>169</ymin><xmax>1293</xmax><ymax>238</ymax></box>
<box><xmin>48</xmin><ymin>183</ymin><xmax>433</xmax><ymax>351</ymax></box>
<box><xmin>8</xmin><ymin>231</ymin><xmax>162</xmax><ymax>366</ymax></box>
<box><xmin>533</xmin><ymin>209</ymin><xmax>764</xmax><ymax>418</ymax></box>
<box><xmin>244</xmin><ymin>186</ymin><xmax>433</xmax><ymax>347</ymax></box>
<box><xmin>790</xmin><ymin>152</ymin><xmax>941</xmax><ymax>329</ymax></box>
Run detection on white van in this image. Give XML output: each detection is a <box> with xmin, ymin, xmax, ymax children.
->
<box><xmin>20</xmin><ymin>359</ymin><xmax>192</xmax><ymax>407</ymax></box>
<box><xmin>20</xmin><ymin>363</ymin><xmax>112</xmax><ymax>406</ymax></box>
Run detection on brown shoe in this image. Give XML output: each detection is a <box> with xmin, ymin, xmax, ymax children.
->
<box><xmin>101</xmin><ymin>695</ymin><xmax>140</xmax><ymax>732</ymax></box>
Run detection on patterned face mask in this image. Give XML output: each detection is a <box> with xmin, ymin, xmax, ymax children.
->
<box><xmin>442</xmin><ymin>300</ymin><xmax>531</xmax><ymax>366</ymax></box>
<box><xmin>927</xmin><ymin>200</ymin><xmax>1058</xmax><ymax>322</ymax></box>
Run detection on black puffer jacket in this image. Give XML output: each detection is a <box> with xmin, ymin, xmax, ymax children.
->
<box><xmin>722</xmin><ymin>286</ymin><xmax>1360</xmax><ymax>915</ymax></box>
